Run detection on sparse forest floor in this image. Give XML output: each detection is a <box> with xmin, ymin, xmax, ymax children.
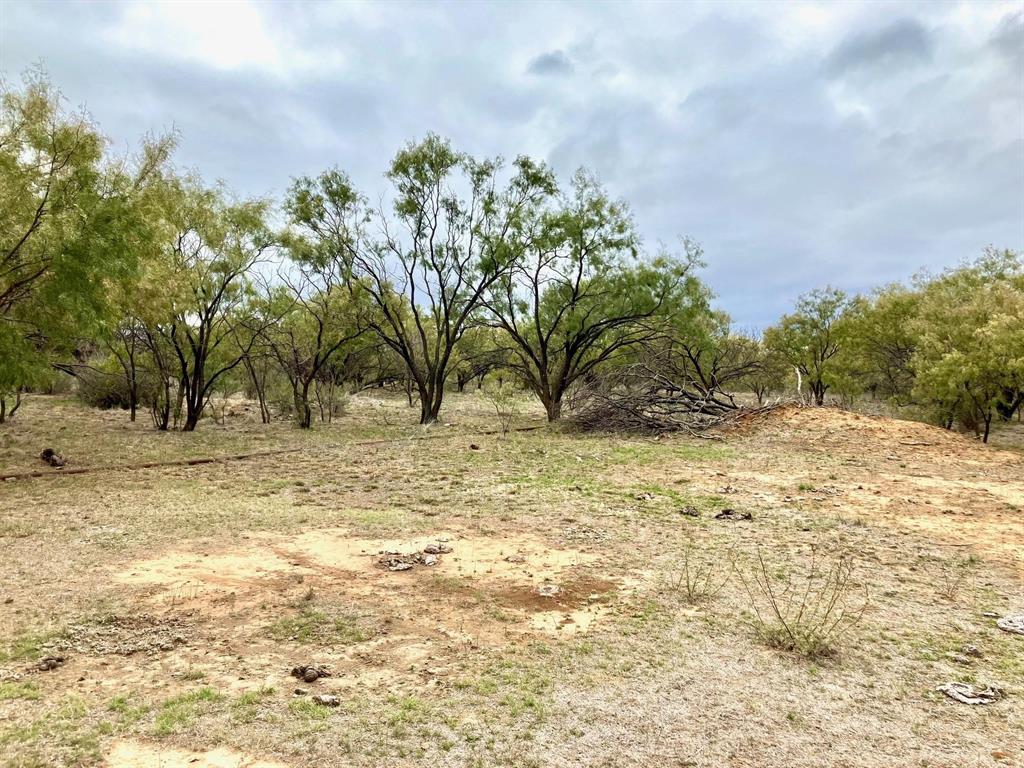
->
<box><xmin>0</xmin><ymin>394</ymin><xmax>1021</xmax><ymax>768</ymax></box>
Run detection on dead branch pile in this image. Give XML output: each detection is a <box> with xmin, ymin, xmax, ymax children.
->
<box><xmin>567</xmin><ymin>352</ymin><xmax>789</xmax><ymax>435</ymax></box>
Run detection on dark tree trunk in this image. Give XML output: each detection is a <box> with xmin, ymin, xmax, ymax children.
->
<box><xmin>543</xmin><ymin>396</ymin><xmax>562</xmax><ymax>422</ymax></box>
<box><xmin>295</xmin><ymin>381</ymin><xmax>313</xmax><ymax>429</ymax></box>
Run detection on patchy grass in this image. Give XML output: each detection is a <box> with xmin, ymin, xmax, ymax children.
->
<box><xmin>266</xmin><ymin>608</ymin><xmax>373</xmax><ymax>645</ymax></box>
<box><xmin>0</xmin><ymin>394</ymin><xmax>1021</xmax><ymax>767</ymax></box>
<box><xmin>153</xmin><ymin>687</ymin><xmax>225</xmax><ymax>736</ymax></box>
<box><xmin>0</xmin><ymin>681</ymin><xmax>41</xmax><ymax>701</ymax></box>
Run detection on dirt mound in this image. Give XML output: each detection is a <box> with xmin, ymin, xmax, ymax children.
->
<box><xmin>731</xmin><ymin>404</ymin><xmax>1005</xmax><ymax>461</ymax></box>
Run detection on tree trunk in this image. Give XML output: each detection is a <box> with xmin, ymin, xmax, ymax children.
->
<box><xmin>295</xmin><ymin>382</ymin><xmax>313</xmax><ymax>429</ymax></box>
<box><xmin>544</xmin><ymin>396</ymin><xmax>562</xmax><ymax>422</ymax></box>
<box><xmin>128</xmin><ymin>377</ymin><xmax>137</xmax><ymax>422</ymax></box>
<box><xmin>982</xmin><ymin>411</ymin><xmax>992</xmax><ymax>444</ymax></box>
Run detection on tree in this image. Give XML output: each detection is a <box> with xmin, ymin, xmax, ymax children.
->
<box><xmin>483</xmin><ymin>172</ymin><xmax>702</xmax><ymax>421</ymax></box>
<box><xmin>150</xmin><ymin>180</ymin><xmax>273</xmax><ymax>431</ymax></box>
<box><xmin>451</xmin><ymin>327</ymin><xmax>509</xmax><ymax>392</ymax></box>
<box><xmin>741</xmin><ymin>340</ymin><xmax>789</xmax><ymax>404</ymax></box>
<box><xmin>764</xmin><ymin>287</ymin><xmax>849</xmax><ymax>405</ymax></box>
<box><xmin>1</xmin><ymin>71</ymin><xmax>173</xmax><ymax>420</ymax></box>
<box><xmin>911</xmin><ymin>249</ymin><xmax>1023</xmax><ymax>442</ymax></box>
<box><xmin>256</xmin><ymin>279</ymin><xmax>366</xmax><ymax>429</ymax></box>
<box><xmin>834</xmin><ymin>286</ymin><xmax>919</xmax><ymax>404</ymax></box>
<box><xmin>287</xmin><ymin>135</ymin><xmax>558</xmax><ymax>424</ymax></box>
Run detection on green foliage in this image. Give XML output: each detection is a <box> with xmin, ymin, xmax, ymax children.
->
<box><xmin>485</xmin><ymin>171</ymin><xmax>713</xmax><ymax>420</ymax></box>
<box><xmin>910</xmin><ymin>248</ymin><xmax>1023</xmax><ymax>440</ymax></box>
<box><xmin>764</xmin><ymin>287</ymin><xmax>850</xmax><ymax>405</ymax></box>
<box><xmin>0</xmin><ymin>70</ymin><xmax>174</xmax><ymax>412</ymax></box>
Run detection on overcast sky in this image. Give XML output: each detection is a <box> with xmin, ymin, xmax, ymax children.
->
<box><xmin>2</xmin><ymin>0</ymin><xmax>1021</xmax><ymax>328</ymax></box>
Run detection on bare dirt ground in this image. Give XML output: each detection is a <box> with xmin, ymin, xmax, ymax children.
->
<box><xmin>0</xmin><ymin>394</ymin><xmax>1021</xmax><ymax>767</ymax></box>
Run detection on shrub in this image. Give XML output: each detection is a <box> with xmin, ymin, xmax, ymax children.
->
<box><xmin>739</xmin><ymin>547</ymin><xmax>867</xmax><ymax>658</ymax></box>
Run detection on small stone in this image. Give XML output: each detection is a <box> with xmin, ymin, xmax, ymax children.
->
<box><xmin>303</xmin><ymin>668</ymin><xmax>319</xmax><ymax>683</ymax></box>
<box><xmin>537</xmin><ymin>583</ymin><xmax>561</xmax><ymax>598</ymax></box>
<box><xmin>469</xmin><ymin>444</ymin><xmax>480</xmax><ymax>450</ymax></box>
<box><xmin>293</xmin><ymin>688</ymin><xmax>308</xmax><ymax>696</ymax></box>
<box><xmin>36</xmin><ymin>656</ymin><xmax>65</xmax><ymax>671</ymax></box>
<box><xmin>388</xmin><ymin>562</ymin><xmax>413</xmax><ymax>572</ymax></box>
<box><xmin>504</xmin><ymin>555</ymin><xmax>526</xmax><ymax>564</ymax></box>
<box><xmin>421</xmin><ymin>554</ymin><xmax>439</xmax><ymax>566</ymax></box>
<box><xmin>961</xmin><ymin>644</ymin><xmax>983</xmax><ymax>658</ymax></box>
<box><xmin>678</xmin><ymin>506</ymin><xmax>700</xmax><ymax>518</ymax></box>
<box><xmin>312</xmin><ymin>694</ymin><xmax>341</xmax><ymax>707</ymax></box>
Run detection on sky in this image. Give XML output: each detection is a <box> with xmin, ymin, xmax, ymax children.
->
<box><xmin>2</xmin><ymin>0</ymin><xmax>1022</xmax><ymax>329</ymax></box>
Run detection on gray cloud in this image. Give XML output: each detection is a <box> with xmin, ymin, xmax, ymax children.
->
<box><xmin>826</xmin><ymin>18</ymin><xmax>933</xmax><ymax>77</ymax></box>
<box><xmin>1</xmin><ymin>0</ymin><xmax>1020</xmax><ymax>329</ymax></box>
<box><xmin>526</xmin><ymin>50</ymin><xmax>573</xmax><ymax>76</ymax></box>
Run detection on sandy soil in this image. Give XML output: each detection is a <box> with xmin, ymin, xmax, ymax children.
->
<box><xmin>0</xmin><ymin>395</ymin><xmax>1020</xmax><ymax>768</ymax></box>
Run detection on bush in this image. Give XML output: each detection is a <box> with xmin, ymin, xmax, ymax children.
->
<box><xmin>75</xmin><ymin>366</ymin><xmax>134</xmax><ymax>410</ymax></box>
<box><xmin>739</xmin><ymin>547</ymin><xmax>867</xmax><ymax>658</ymax></box>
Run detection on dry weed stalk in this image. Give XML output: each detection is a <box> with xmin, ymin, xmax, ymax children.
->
<box><xmin>665</xmin><ymin>540</ymin><xmax>734</xmax><ymax>604</ymax></box>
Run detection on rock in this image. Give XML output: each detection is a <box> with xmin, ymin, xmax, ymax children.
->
<box><xmin>312</xmin><ymin>694</ymin><xmax>341</xmax><ymax>707</ymax></box>
<box><xmin>291</xmin><ymin>664</ymin><xmax>331</xmax><ymax>682</ymax></box>
<box><xmin>634</xmin><ymin>492</ymin><xmax>655</xmax><ymax>501</ymax></box>
<box><xmin>961</xmin><ymin>644</ymin><xmax>983</xmax><ymax>658</ymax></box>
<box><xmin>293</xmin><ymin>688</ymin><xmax>308</xmax><ymax>696</ymax></box>
<box><xmin>937</xmin><ymin>682</ymin><xmax>1004</xmax><ymax>705</ymax></box>
<box><xmin>537</xmin><ymin>583</ymin><xmax>561</xmax><ymax>598</ymax></box>
<box><xmin>423</xmin><ymin>543</ymin><xmax>453</xmax><ymax>555</ymax></box>
<box><xmin>714</xmin><ymin>508</ymin><xmax>753</xmax><ymax>521</ymax></box>
<box><xmin>504</xmin><ymin>555</ymin><xmax>526</xmax><ymax>563</ymax></box>
<box><xmin>678</xmin><ymin>506</ymin><xmax>700</xmax><ymax>518</ymax></box>
<box><xmin>995</xmin><ymin>614</ymin><xmax>1024</xmax><ymax>636</ymax></box>
<box><xmin>36</xmin><ymin>656</ymin><xmax>65</xmax><ymax>671</ymax></box>
<box><xmin>388</xmin><ymin>561</ymin><xmax>413</xmax><ymax>572</ymax></box>
<box><xmin>39</xmin><ymin>448</ymin><xmax>66</xmax><ymax>468</ymax></box>
<box><xmin>947</xmin><ymin>653</ymin><xmax>973</xmax><ymax>666</ymax></box>
<box><xmin>469</xmin><ymin>444</ymin><xmax>480</xmax><ymax>450</ymax></box>
<box><xmin>421</xmin><ymin>554</ymin><xmax>438</xmax><ymax>566</ymax></box>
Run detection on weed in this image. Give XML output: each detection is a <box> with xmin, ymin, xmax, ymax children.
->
<box><xmin>266</xmin><ymin>607</ymin><xmax>372</xmax><ymax>645</ymax></box>
<box><xmin>664</xmin><ymin>540</ymin><xmax>733</xmax><ymax>604</ymax></box>
<box><xmin>739</xmin><ymin>547</ymin><xmax>867</xmax><ymax>658</ymax></box>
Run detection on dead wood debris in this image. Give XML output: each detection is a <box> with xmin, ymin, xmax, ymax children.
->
<box><xmin>377</xmin><ymin>542</ymin><xmax>453</xmax><ymax>572</ymax></box>
<box><xmin>937</xmin><ymin>682</ymin><xmax>1004</xmax><ymax>705</ymax></box>
<box><xmin>996</xmin><ymin>614</ymin><xmax>1024</xmax><ymax>636</ymax></box>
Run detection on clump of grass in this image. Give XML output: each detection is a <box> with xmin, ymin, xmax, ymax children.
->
<box><xmin>739</xmin><ymin>548</ymin><xmax>867</xmax><ymax>658</ymax></box>
<box><xmin>153</xmin><ymin>687</ymin><xmax>224</xmax><ymax>736</ymax></box>
<box><xmin>0</xmin><ymin>681</ymin><xmax>41</xmax><ymax>701</ymax></box>
<box><xmin>231</xmin><ymin>686</ymin><xmax>275</xmax><ymax>724</ymax></box>
<box><xmin>0</xmin><ymin>628</ymin><xmax>65</xmax><ymax>663</ymax></box>
<box><xmin>288</xmin><ymin>697</ymin><xmax>332</xmax><ymax>721</ymax></box>
<box><xmin>266</xmin><ymin>607</ymin><xmax>372</xmax><ymax>645</ymax></box>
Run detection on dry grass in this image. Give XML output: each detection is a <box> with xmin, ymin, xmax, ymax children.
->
<box><xmin>0</xmin><ymin>394</ymin><xmax>1021</xmax><ymax>767</ymax></box>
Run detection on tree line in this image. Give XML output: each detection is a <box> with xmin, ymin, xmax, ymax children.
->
<box><xmin>2</xmin><ymin>73</ymin><xmax>1021</xmax><ymax>440</ymax></box>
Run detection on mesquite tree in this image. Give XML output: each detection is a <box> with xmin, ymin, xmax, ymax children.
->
<box><xmin>287</xmin><ymin>135</ymin><xmax>557</xmax><ymax>424</ymax></box>
<box><xmin>151</xmin><ymin>181</ymin><xmax>273</xmax><ymax>431</ymax></box>
<box><xmin>483</xmin><ymin>171</ymin><xmax>702</xmax><ymax>421</ymax></box>
<box><xmin>764</xmin><ymin>287</ymin><xmax>849</xmax><ymax>406</ymax></box>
